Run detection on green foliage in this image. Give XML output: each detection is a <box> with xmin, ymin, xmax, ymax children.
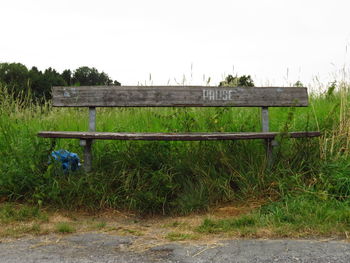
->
<box><xmin>0</xmin><ymin>62</ymin><xmax>29</xmax><ymax>94</ymax></box>
<box><xmin>72</xmin><ymin>66</ymin><xmax>119</xmax><ymax>86</ymax></box>
<box><xmin>293</xmin><ymin>80</ymin><xmax>304</xmax><ymax>87</ymax></box>
<box><xmin>259</xmin><ymin>195</ymin><xmax>350</xmax><ymax>233</ymax></box>
<box><xmin>326</xmin><ymin>81</ymin><xmax>337</xmax><ymax>98</ymax></box>
<box><xmin>0</xmin><ymin>81</ymin><xmax>349</xmax><ymax>216</ymax></box>
<box><xmin>61</xmin><ymin>69</ymin><xmax>72</xmax><ymax>86</ymax></box>
<box><xmin>166</xmin><ymin>232</ymin><xmax>198</xmax><ymax>241</ymax></box>
<box><xmin>2</xmin><ymin>223</ymin><xmax>43</xmax><ymax>237</ymax></box>
<box><xmin>93</xmin><ymin>222</ymin><xmax>107</xmax><ymax>229</ymax></box>
<box><xmin>29</xmin><ymin>67</ymin><xmax>66</xmax><ymax>99</ymax></box>
<box><xmin>55</xmin><ymin>222</ymin><xmax>75</xmax><ymax>233</ymax></box>
<box><xmin>197</xmin><ymin>215</ymin><xmax>257</xmax><ymax>233</ymax></box>
<box><xmin>219</xmin><ymin>74</ymin><xmax>254</xmax><ymax>87</ymax></box>
<box><xmin>0</xmin><ymin>63</ymin><xmax>121</xmax><ymax>101</ymax></box>
<box><xmin>318</xmin><ymin>158</ymin><xmax>350</xmax><ymax>200</ymax></box>
<box><xmin>197</xmin><ymin>195</ymin><xmax>350</xmax><ymax>235</ymax></box>
<box><xmin>0</xmin><ymin>203</ymin><xmax>47</xmax><ymax>223</ymax></box>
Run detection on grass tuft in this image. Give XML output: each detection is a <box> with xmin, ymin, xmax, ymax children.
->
<box><xmin>55</xmin><ymin>222</ymin><xmax>75</xmax><ymax>234</ymax></box>
<box><xmin>197</xmin><ymin>215</ymin><xmax>257</xmax><ymax>234</ymax></box>
<box><xmin>93</xmin><ymin>221</ymin><xmax>107</xmax><ymax>229</ymax></box>
<box><xmin>0</xmin><ymin>204</ymin><xmax>48</xmax><ymax>223</ymax></box>
<box><xmin>166</xmin><ymin>232</ymin><xmax>199</xmax><ymax>241</ymax></box>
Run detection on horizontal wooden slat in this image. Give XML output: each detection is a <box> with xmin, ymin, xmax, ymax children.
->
<box><xmin>52</xmin><ymin>86</ymin><xmax>309</xmax><ymax>107</ymax></box>
<box><xmin>38</xmin><ymin>131</ymin><xmax>320</xmax><ymax>141</ymax></box>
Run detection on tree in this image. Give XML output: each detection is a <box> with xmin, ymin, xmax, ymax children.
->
<box><xmin>293</xmin><ymin>81</ymin><xmax>304</xmax><ymax>87</ymax></box>
<box><xmin>39</xmin><ymin>68</ymin><xmax>66</xmax><ymax>99</ymax></box>
<box><xmin>219</xmin><ymin>74</ymin><xmax>254</xmax><ymax>87</ymax></box>
<box><xmin>0</xmin><ymin>63</ymin><xmax>29</xmax><ymax>94</ymax></box>
<box><xmin>1</xmin><ymin>63</ymin><xmax>121</xmax><ymax>101</ymax></box>
<box><xmin>28</xmin><ymin>66</ymin><xmax>44</xmax><ymax>97</ymax></box>
<box><xmin>61</xmin><ymin>69</ymin><xmax>72</xmax><ymax>86</ymax></box>
<box><xmin>28</xmin><ymin>67</ymin><xmax>66</xmax><ymax>99</ymax></box>
<box><xmin>72</xmin><ymin>66</ymin><xmax>119</xmax><ymax>86</ymax></box>
<box><xmin>113</xmin><ymin>80</ymin><xmax>121</xmax><ymax>86</ymax></box>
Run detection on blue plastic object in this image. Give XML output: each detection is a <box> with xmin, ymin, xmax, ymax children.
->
<box><xmin>51</xmin><ymin>150</ymin><xmax>81</xmax><ymax>172</ymax></box>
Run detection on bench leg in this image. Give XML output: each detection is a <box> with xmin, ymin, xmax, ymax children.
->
<box><xmin>265</xmin><ymin>139</ymin><xmax>273</xmax><ymax>167</ymax></box>
<box><xmin>80</xmin><ymin>139</ymin><xmax>93</xmax><ymax>172</ymax></box>
<box><xmin>265</xmin><ymin>139</ymin><xmax>278</xmax><ymax>168</ymax></box>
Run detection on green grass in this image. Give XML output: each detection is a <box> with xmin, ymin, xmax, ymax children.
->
<box><xmin>2</xmin><ymin>223</ymin><xmax>43</xmax><ymax>237</ymax></box>
<box><xmin>197</xmin><ymin>195</ymin><xmax>350</xmax><ymax>237</ymax></box>
<box><xmin>166</xmin><ymin>232</ymin><xmax>199</xmax><ymax>241</ymax></box>
<box><xmin>93</xmin><ymin>221</ymin><xmax>107</xmax><ymax>229</ymax></box>
<box><xmin>197</xmin><ymin>215</ymin><xmax>257</xmax><ymax>234</ymax></box>
<box><xmin>121</xmin><ymin>228</ymin><xmax>144</xmax><ymax>236</ymax></box>
<box><xmin>0</xmin><ymin>81</ymin><xmax>349</xmax><ymax>230</ymax></box>
<box><xmin>0</xmin><ymin>203</ymin><xmax>48</xmax><ymax>223</ymax></box>
<box><xmin>55</xmin><ymin>222</ymin><xmax>76</xmax><ymax>233</ymax></box>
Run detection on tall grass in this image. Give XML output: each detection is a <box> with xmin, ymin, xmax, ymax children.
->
<box><xmin>0</xmin><ymin>82</ymin><xmax>349</xmax><ymax>214</ymax></box>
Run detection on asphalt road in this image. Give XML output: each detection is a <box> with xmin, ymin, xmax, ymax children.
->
<box><xmin>1</xmin><ymin>233</ymin><xmax>350</xmax><ymax>263</ymax></box>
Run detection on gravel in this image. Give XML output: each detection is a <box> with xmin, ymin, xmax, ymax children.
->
<box><xmin>1</xmin><ymin>233</ymin><xmax>349</xmax><ymax>263</ymax></box>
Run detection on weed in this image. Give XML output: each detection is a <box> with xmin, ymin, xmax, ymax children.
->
<box><xmin>197</xmin><ymin>215</ymin><xmax>257</xmax><ymax>233</ymax></box>
<box><xmin>163</xmin><ymin>221</ymin><xmax>186</xmax><ymax>228</ymax></box>
<box><xmin>55</xmin><ymin>222</ymin><xmax>75</xmax><ymax>233</ymax></box>
<box><xmin>122</xmin><ymin>228</ymin><xmax>144</xmax><ymax>236</ymax></box>
<box><xmin>94</xmin><ymin>221</ymin><xmax>107</xmax><ymax>229</ymax></box>
<box><xmin>0</xmin><ymin>204</ymin><xmax>47</xmax><ymax>223</ymax></box>
<box><xmin>1</xmin><ymin>223</ymin><xmax>44</xmax><ymax>238</ymax></box>
<box><xmin>166</xmin><ymin>232</ymin><xmax>198</xmax><ymax>241</ymax></box>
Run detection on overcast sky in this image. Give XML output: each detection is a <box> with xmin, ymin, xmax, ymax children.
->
<box><xmin>1</xmin><ymin>0</ymin><xmax>350</xmax><ymax>87</ymax></box>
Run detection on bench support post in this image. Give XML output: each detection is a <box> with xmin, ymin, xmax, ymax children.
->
<box><xmin>82</xmin><ymin>107</ymin><xmax>96</xmax><ymax>172</ymax></box>
<box><xmin>89</xmin><ymin>107</ymin><xmax>96</xmax><ymax>132</ymax></box>
<box><xmin>261</xmin><ymin>107</ymin><xmax>273</xmax><ymax>166</ymax></box>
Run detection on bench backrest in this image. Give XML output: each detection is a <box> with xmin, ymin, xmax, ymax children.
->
<box><xmin>52</xmin><ymin>86</ymin><xmax>308</xmax><ymax>107</ymax></box>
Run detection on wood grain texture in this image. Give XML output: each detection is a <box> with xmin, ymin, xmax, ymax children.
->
<box><xmin>83</xmin><ymin>139</ymin><xmax>92</xmax><ymax>172</ymax></box>
<box><xmin>261</xmin><ymin>107</ymin><xmax>269</xmax><ymax>132</ymax></box>
<box><xmin>38</xmin><ymin>131</ymin><xmax>321</xmax><ymax>141</ymax></box>
<box><xmin>89</xmin><ymin>107</ymin><xmax>96</xmax><ymax>132</ymax></box>
<box><xmin>52</xmin><ymin>86</ymin><xmax>309</xmax><ymax>107</ymax></box>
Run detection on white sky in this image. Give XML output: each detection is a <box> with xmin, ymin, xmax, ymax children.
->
<box><xmin>1</xmin><ymin>0</ymin><xmax>350</xmax><ymax>87</ymax></box>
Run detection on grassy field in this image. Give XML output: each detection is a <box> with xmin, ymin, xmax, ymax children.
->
<box><xmin>0</xmin><ymin>81</ymin><xmax>349</xmax><ymax>237</ymax></box>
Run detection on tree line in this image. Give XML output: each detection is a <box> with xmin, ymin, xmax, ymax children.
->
<box><xmin>0</xmin><ymin>63</ymin><xmax>121</xmax><ymax>100</ymax></box>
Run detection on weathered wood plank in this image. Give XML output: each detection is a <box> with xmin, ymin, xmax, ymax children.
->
<box><xmin>261</xmin><ymin>107</ymin><xmax>273</xmax><ymax>165</ymax></box>
<box><xmin>261</xmin><ymin>107</ymin><xmax>269</xmax><ymax>132</ymax></box>
<box><xmin>38</xmin><ymin>131</ymin><xmax>321</xmax><ymax>141</ymax></box>
<box><xmin>52</xmin><ymin>86</ymin><xmax>309</xmax><ymax>107</ymax></box>
<box><xmin>83</xmin><ymin>139</ymin><xmax>92</xmax><ymax>172</ymax></box>
<box><xmin>89</xmin><ymin>107</ymin><xmax>96</xmax><ymax>132</ymax></box>
<box><xmin>81</xmin><ymin>107</ymin><xmax>96</xmax><ymax>172</ymax></box>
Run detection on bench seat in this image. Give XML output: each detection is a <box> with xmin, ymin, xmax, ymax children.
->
<box><xmin>38</xmin><ymin>131</ymin><xmax>321</xmax><ymax>141</ymax></box>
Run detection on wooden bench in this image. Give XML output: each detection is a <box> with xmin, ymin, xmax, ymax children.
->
<box><xmin>38</xmin><ymin>86</ymin><xmax>321</xmax><ymax>172</ymax></box>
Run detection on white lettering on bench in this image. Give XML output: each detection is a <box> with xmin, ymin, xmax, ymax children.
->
<box><xmin>222</xmin><ymin>90</ymin><xmax>228</xmax><ymax>100</ymax></box>
<box><xmin>203</xmin><ymin>89</ymin><xmax>209</xmax><ymax>100</ymax></box>
<box><xmin>209</xmin><ymin>90</ymin><xmax>215</xmax><ymax>100</ymax></box>
<box><xmin>63</xmin><ymin>88</ymin><xmax>78</xmax><ymax>98</ymax></box>
<box><xmin>203</xmin><ymin>89</ymin><xmax>234</xmax><ymax>101</ymax></box>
